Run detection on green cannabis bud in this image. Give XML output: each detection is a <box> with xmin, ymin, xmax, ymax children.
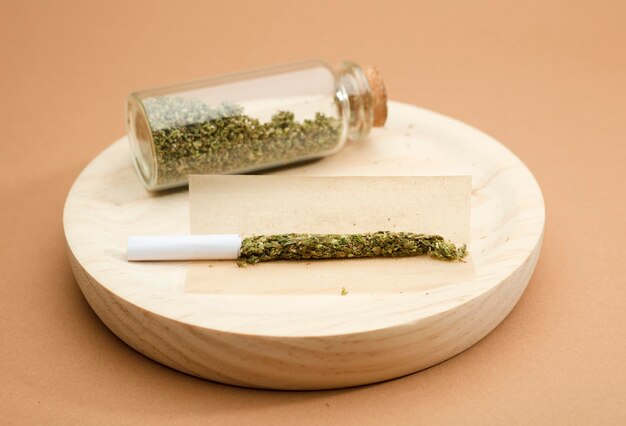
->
<box><xmin>238</xmin><ymin>232</ymin><xmax>467</xmax><ymax>266</ymax></box>
<box><xmin>143</xmin><ymin>96</ymin><xmax>343</xmax><ymax>187</ymax></box>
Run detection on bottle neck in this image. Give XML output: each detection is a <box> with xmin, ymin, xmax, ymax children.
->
<box><xmin>336</xmin><ymin>62</ymin><xmax>375</xmax><ymax>141</ymax></box>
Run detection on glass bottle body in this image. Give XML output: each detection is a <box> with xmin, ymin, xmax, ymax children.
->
<box><xmin>126</xmin><ymin>60</ymin><xmax>384</xmax><ymax>191</ymax></box>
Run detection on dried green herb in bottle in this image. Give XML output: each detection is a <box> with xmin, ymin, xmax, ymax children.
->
<box><xmin>238</xmin><ymin>232</ymin><xmax>467</xmax><ymax>266</ymax></box>
<box><xmin>141</xmin><ymin>97</ymin><xmax>342</xmax><ymax>187</ymax></box>
<box><xmin>126</xmin><ymin>60</ymin><xmax>388</xmax><ymax>191</ymax></box>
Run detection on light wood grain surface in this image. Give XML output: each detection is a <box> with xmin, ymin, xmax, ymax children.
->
<box><xmin>64</xmin><ymin>102</ymin><xmax>544</xmax><ymax>389</ymax></box>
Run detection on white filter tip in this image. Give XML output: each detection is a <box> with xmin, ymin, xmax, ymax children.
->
<box><xmin>127</xmin><ymin>234</ymin><xmax>242</xmax><ymax>261</ymax></box>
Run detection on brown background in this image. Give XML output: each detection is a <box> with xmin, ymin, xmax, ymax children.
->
<box><xmin>1</xmin><ymin>1</ymin><xmax>625</xmax><ymax>424</ymax></box>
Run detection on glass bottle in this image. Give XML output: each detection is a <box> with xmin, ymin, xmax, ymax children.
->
<box><xmin>126</xmin><ymin>60</ymin><xmax>387</xmax><ymax>191</ymax></box>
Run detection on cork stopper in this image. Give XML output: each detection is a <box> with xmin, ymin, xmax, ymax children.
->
<box><xmin>364</xmin><ymin>66</ymin><xmax>387</xmax><ymax>127</ymax></box>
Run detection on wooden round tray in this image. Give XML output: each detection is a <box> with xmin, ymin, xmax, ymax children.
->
<box><xmin>64</xmin><ymin>101</ymin><xmax>545</xmax><ymax>390</ymax></box>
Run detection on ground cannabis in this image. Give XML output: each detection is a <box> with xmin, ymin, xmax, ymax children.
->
<box><xmin>238</xmin><ymin>232</ymin><xmax>468</xmax><ymax>266</ymax></box>
<box><xmin>143</xmin><ymin>96</ymin><xmax>343</xmax><ymax>186</ymax></box>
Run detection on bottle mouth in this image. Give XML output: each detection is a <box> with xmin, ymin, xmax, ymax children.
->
<box><xmin>126</xmin><ymin>95</ymin><xmax>157</xmax><ymax>189</ymax></box>
<box><xmin>335</xmin><ymin>62</ymin><xmax>375</xmax><ymax>141</ymax></box>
